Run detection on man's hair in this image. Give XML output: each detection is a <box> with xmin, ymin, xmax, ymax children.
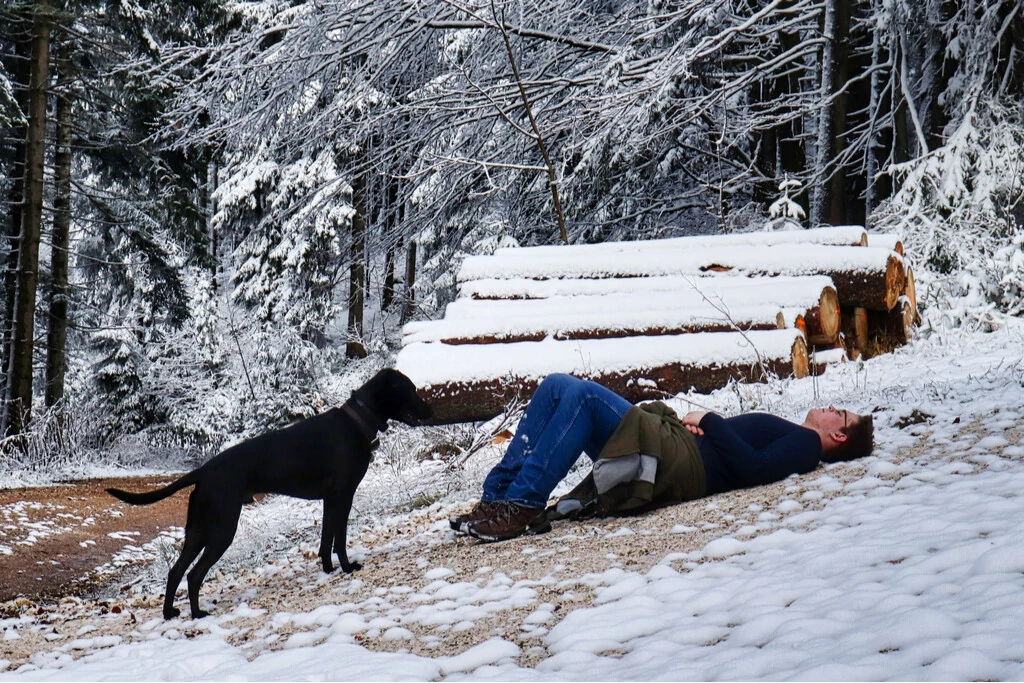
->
<box><xmin>822</xmin><ymin>414</ymin><xmax>874</xmax><ymax>463</ymax></box>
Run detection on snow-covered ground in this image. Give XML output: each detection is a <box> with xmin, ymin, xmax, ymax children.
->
<box><xmin>3</xmin><ymin>319</ymin><xmax>1024</xmax><ymax>680</ymax></box>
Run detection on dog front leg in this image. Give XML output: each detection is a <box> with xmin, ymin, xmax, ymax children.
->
<box><xmin>319</xmin><ymin>502</ymin><xmax>339</xmax><ymax>573</ymax></box>
<box><xmin>332</xmin><ymin>489</ymin><xmax>361</xmax><ymax>573</ymax></box>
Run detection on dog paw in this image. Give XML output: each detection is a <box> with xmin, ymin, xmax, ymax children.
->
<box><xmin>164</xmin><ymin>607</ymin><xmax>180</xmax><ymax>620</ymax></box>
<box><xmin>341</xmin><ymin>561</ymin><xmax>363</xmax><ymax>573</ymax></box>
<box><xmin>192</xmin><ymin>609</ymin><xmax>210</xmax><ymax>619</ymax></box>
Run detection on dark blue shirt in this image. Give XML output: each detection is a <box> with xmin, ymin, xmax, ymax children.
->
<box><xmin>697</xmin><ymin>413</ymin><xmax>822</xmax><ymax>495</ymax></box>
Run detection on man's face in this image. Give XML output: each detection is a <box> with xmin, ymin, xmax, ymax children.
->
<box><xmin>806</xmin><ymin>405</ymin><xmax>854</xmax><ymax>433</ymax></box>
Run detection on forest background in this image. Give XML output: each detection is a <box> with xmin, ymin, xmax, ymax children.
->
<box><xmin>0</xmin><ymin>0</ymin><xmax>1022</xmax><ymax>472</ymax></box>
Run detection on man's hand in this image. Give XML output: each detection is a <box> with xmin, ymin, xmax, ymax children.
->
<box><xmin>682</xmin><ymin>410</ymin><xmax>708</xmax><ymax>436</ymax></box>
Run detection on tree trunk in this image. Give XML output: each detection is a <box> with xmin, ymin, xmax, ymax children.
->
<box><xmin>383</xmin><ymin>243</ymin><xmax>397</xmax><ymax>311</ymax></box>
<box><xmin>923</xmin><ymin>1</ymin><xmax>957</xmax><ymax>150</ymax></box>
<box><xmin>825</xmin><ymin>0</ymin><xmax>851</xmax><ymax>227</ymax></box>
<box><xmin>864</xmin><ymin>2</ymin><xmax>887</xmax><ymax>223</ymax></box>
<box><xmin>382</xmin><ymin>178</ymin><xmax>400</xmax><ymax>311</ymax></box>
<box><xmin>753</xmin><ymin>79</ymin><xmax>778</xmax><ymax>206</ymax></box>
<box><xmin>1</xmin><ymin>32</ymin><xmax>31</xmax><ymax>423</ymax></box>
<box><xmin>208</xmin><ymin>159</ymin><xmax>219</xmax><ymax>290</ymax></box>
<box><xmin>45</xmin><ymin>52</ymin><xmax>72</xmax><ymax>408</ymax></box>
<box><xmin>345</xmin><ymin>173</ymin><xmax>367</xmax><ymax>359</ymax></box>
<box><xmin>401</xmin><ymin>228</ymin><xmax>417</xmax><ymax>324</ymax></box>
<box><xmin>7</xmin><ymin>0</ymin><xmax>50</xmax><ymax>436</ymax></box>
<box><xmin>777</xmin><ymin>26</ymin><xmax>808</xmax><ymax>212</ymax></box>
<box><xmin>811</xmin><ymin>0</ymin><xmax>836</xmax><ymax>226</ymax></box>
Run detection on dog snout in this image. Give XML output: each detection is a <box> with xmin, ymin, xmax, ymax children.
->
<box><xmin>403</xmin><ymin>403</ymin><xmax>435</xmax><ymax>426</ymax></box>
<box><xmin>398</xmin><ymin>395</ymin><xmax>434</xmax><ymax>426</ymax></box>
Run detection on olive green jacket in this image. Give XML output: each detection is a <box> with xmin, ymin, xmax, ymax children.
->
<box><xmin>555</xmin><ymin>401</ymin><xmax>707</xmax><ymax>517</ymax></box>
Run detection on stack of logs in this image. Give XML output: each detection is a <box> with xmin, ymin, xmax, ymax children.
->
<box><xmin>396</xmin><ymin>226</ymin><xmax>916</xmax><ymax>424</ymax></box>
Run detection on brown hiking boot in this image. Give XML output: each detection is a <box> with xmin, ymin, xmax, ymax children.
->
<box><xmin>466</xmin><ymin>502</ymin><xmax>550</xmax><ymax>542</ymax></box>
<box><xmin>449</xmin><ymin>501</ymin><xmax>503</xmax><ymax>533</ymax></box>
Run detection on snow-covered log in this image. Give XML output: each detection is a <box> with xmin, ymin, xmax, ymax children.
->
<box><xmin>410</xmin><ymin>283</ymin><xmax>839</xmax><ymax>347</ymax></box>
<box><xmin>491</xmin><ymin>225</ymin><xmax>868</xmax><ymax>261</ymax></box>
<box><xmin>396</xmin><ymin>330</ymin><xmax>810</xmax><ymax>424</ymax></box>
<box><xmin>458</xmin><ymin>245</ymin><xmax>906</xmax><ymax>311</ymax></box>
<box><xmin>453</xmin><ymin>274</ymin><xmax>837</xmax><ymax>321</ymax></box>
<box><xmin>867</xmin><ymin>232</ymin><xmax>904</xmax><ymax>255</ymax></box>
<box><xmin>460</xmin><ymin>273</ymin><xmax>832</xmax><ymax>301</ymax></box>
<box><xmin>402</xmin><ymin>304</ymin><xmax>788</xmax><ymax>345</ymax></box>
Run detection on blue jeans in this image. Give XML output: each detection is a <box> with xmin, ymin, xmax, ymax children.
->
<box><xmin>481</xmin><ymin>374</ymin><xmax>632</xmax><ymax>509</ymax></box>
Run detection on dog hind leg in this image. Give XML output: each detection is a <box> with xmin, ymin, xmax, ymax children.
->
<box><xmin>185</xmin><ymin>505</ymin><xmax>241</xmax><ymax>619</ymax></box>
<box><xmin>164</xmin><ymin>531</ymin><xmax>205</xmax><ymax>620</ymax></box>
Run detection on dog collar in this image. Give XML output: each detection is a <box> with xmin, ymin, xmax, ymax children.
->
<box><xmin>342</xmin><ymin>397</ymin><xmax>383</xmax><ymax>451</ymax></box>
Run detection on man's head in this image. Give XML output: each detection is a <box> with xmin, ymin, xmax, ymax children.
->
<box><xmin>803</xmin><ymin>406</ymin><xmax>874</xmax><ymax>463</ymax></box>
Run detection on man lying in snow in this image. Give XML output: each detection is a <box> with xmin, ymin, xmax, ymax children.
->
<box><xmin>451</xmin><ymin>373</ymin><xmax>874</xmax><ymax>542</ymax></box>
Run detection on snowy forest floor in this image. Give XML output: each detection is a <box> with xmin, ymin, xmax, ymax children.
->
<box><xmin>0</xmin><ymin>437</ymin><xmax>965</xmax><ymax>671</ymax></box>
<box><xmin>3</xmin><ymin>322</ymin><xmax>1024</xmax><ymax>679</ymax></box>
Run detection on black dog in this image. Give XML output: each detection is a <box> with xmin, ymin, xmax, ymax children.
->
<box><xmin>107</xmin><ymin>368</ymin><xmax>432</xmax><ymax>620</ymax></box>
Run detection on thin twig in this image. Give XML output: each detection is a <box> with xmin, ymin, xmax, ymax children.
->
<box><xmin>227</xmin><ymin>306</ymin><xmax>257</xmax><ymax>402</ymax></box>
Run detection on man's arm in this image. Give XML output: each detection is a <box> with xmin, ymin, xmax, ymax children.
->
<box><xmin>681</xmin><ymin>411</ymin><xmax>707</xmax><ymax>436</ymax></box>
<box><xmin>698</xmin><ymin>413</ymin><xmax>821</xmax><ymax>487</ymax></box>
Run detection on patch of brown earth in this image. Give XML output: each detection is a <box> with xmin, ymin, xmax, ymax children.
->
<box><xmin>0</xmin><ymin>476</ymin><xmax>188</xmax><ymax>604</ymax></box>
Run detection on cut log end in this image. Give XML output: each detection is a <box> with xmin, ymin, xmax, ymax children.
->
<box><xmin>792</xmin><ymin>336</ymin><xmax>809</xmax><ymax>379</ymax></box>
<box><xmin>884</xmin><ymin>254</ymin><xmax>908</xmax><ymax>310</ymax></box>
<box><xmin>805</xmin><ymin>285</ymin><xmax>841</xmax><ymax>345</ymax></box>
<box><xmin>819</xmin><ymin>286</ymin><xmax>841</xmax><ymax>339</ymax></box>
<box><xmin>841</xmin><ymin>306</ymin><xmax>870</xmax><ymax>356</ymax></box>
<box><xmin>904</xmin><ymin>266</ymin><xmax>918</xmax><ymax>312</ymax></box>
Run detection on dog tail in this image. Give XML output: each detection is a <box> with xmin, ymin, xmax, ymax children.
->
<box><xmin>106</xmin><ymin>471</ymin><xmax>199</xmax><ymax>506</ymax></box>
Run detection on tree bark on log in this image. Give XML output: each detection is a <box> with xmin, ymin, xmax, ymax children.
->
<box><xmin>866</xmin><ymin>297</ymin><xmax>915</xmax><ymax>351</ymax></box>
<box><xmin>840</xmin><ymin>306</ymin><xmax>869</xmax><ymax>356</ymax></box>
<box><xmin>821</xmin><ymin>254</ymin><xmax>905</xmax><ymax>311</ymax></box>
<box><xmin>398</xmin><ymin>331</ymin><xmax>809</xmax><ymax>425</ymax></box>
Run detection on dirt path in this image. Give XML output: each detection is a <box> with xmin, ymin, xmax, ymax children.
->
<box><xmin>0</xmin><ymin>476</ymin><xmax>188</xmax><ymax>605</ymax></box>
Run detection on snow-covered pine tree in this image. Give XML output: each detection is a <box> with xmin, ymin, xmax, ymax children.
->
<box><xmin>873</xmin><ymin>0</ymin><xmax>1024</xmax><ymax>321</ymax></box>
